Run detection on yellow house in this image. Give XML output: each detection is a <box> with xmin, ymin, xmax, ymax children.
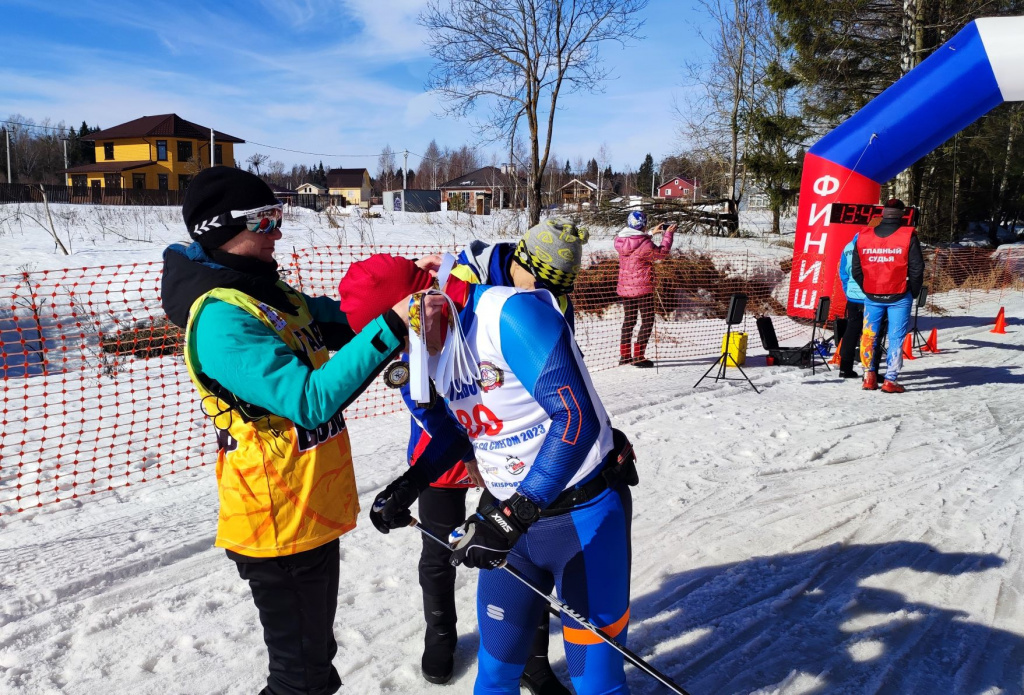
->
<box><xmin>325</xmin><ymin>168</ymin><xmax>371</xmax><ymax>205</ymax></box>
<box><xmin>63</xmin><ymin>114</ymin><xmax>244</xmax><ymax>194</ymax></box>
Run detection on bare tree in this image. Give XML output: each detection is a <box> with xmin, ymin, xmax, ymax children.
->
<box><xmin>422</xmin><ymin>139</ymin><xmax>443</xmax><ymax>188</ymax></box>
<box><xmin>421</xmin><ymin>0</ymin><xmax>648</xmax><ymax>225</ymax></box>
<box><xmin>246</xmin><ymin>152</ymin><xmax>269</xmax><ymax>175</ymax></box>
<box><xmin>596</xmin><ymin>142</ymin><xmax>611</xmax><ymax>205</ymax></box>
<box><xmin>676</xmin><ymin>0</ymin><xmax>768</xmax><ymax>222</ymax></box>
<box><xmin>377</xmin><ymin>144</ymin><xmax>396</xmax><ymax>192</ymax></box>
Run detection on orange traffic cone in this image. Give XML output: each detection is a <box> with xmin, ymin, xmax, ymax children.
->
<box><xmin>829</xmin><ymin>339</ymin><xmax>843</xmax><ymax>365</ymax></box>
<box><xmin>991</xmin><ymin>307</ymin><xmax>1007</xmax><ymax>334</ymax></box>
<box><xmin>922</xmin><ymin>328</ymin><xmax>939</xmax><ymax>353</ymax></box>
<box><xmin>902</xmin><ymin>333</ymin><xmax>917</xmax><ymax>360</ymax></box>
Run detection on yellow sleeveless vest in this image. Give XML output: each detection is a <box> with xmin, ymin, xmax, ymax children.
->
<box><xmin>184</xmin><ymin>286</ymin><xmax>359</xmax><ymax>558</ymax></box>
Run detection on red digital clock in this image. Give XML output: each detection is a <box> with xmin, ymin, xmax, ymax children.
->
<box><xmin>829</xmin><ymin>203</ymin><xmax>918</xmax><ymax>227</ymax></box>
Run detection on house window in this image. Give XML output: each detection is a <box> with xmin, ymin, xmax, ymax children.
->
<box><xmin>177</xmin><ymin>141</ymin><xmax>193</xmax><ymax>163</ymax></box>
<box><xmin>156</xmin><ymin>140</ymin><xmax>167</xmax><ymax>161</ymax></box>
<box><xmin>132</xmin><ymin>173</ymin><xmax>146</xmax><ymax>189</ymax></box>
<box><xmin>71</xmin><ymin>175</ymin><xmax>87</xmax><ymax>193</ymax></box>
<box><xmin>158</xmin><ymin>174</ymin><xmax>168</xmax><ymax>190</ymax></box>
<box><xmin>104</xmin><ymin>173</ymin><xmax>122</xmax><ymax>190</ymax></box>
<box><xmin>103</xmin><ymin>142</ymin><xmax>114</xmax><ymax>160</ymax></box>
<box><xmin>214</xmin><ymin>144</ymin><xmax>223</xmax><ymax>165</ymax></box>
<box><xmin>178</xmin><ymin>174</ymin><xmax>191</xmax><ymax>191</ymax></box>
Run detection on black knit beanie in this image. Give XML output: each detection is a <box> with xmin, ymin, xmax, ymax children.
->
<box><xmin>182</xmin><ymin>167</ymin><xmax>278</xmax><ymax>249</ymax></box>
<box><xmin>881</xmin><ymin>198</ymin><xmax>906</xmax><ymax>219</ymax></box>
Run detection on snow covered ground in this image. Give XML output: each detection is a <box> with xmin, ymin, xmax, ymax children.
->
<box><xmin>1</xmin><ymin>204</ymin><xmax>1022</xmax><ymax>694</ymax></box>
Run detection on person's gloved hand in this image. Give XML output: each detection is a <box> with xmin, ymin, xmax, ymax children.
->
<box><xmin>449</xmin><ymin>493</ymin><xmax>538</xmax><ymax>569</ymax></box>
<box><xmin>370</xmin><ymin>470</ymin><xmax>423</xmax><ymax>534</ymax></box>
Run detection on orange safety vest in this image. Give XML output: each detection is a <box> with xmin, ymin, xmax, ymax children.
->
<box><xmin>184</xmin><ymin>286</ymin><xmax>360</xmax><ymax>558</ymax></box>
<box><xmin>856</xmin><ymin>226</ymin><xmax>914</xmax><ymax>295</ymax></box>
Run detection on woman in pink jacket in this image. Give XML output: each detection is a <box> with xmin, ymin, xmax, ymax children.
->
<box><xmin>615</xmin><ymin>211</ymin><xmax>676</xmax><ymax>367</ymax></box>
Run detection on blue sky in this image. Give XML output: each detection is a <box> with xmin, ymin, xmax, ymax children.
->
<box><xmin>0</xmin><ymin>0</ymin><xmax>709</xmax><ymax>174</ymax></box>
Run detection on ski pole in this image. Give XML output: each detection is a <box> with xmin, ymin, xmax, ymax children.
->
<box><xmin>410</xmin><ymin>519</ymin><xmax>692</xmax><ymax>695</ymax></box>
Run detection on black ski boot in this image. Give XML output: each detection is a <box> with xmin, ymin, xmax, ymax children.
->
<box><xmin>422</xmin><ymin>592</ymin><xmax>458</xmax><ymax>684</ymax></box>
<box><xmin>519</xmin><ymin>614</ymin><xmax>570</xmax><ymax>694</ymax></box>
<box><xmin>520</xmin><ymin>656</ymin><xmax>571</xmax><ymax>695</ymax></box>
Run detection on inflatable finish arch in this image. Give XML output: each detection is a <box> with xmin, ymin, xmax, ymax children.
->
<box><xmin>788</xmin><ymin>16</ymin><xmax>1024</xmax><ymax>319</ymax></box>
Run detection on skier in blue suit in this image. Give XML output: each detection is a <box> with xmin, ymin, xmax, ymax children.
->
<box><xmin>339</xmin><ymin>249</ymin><xmax>637</xmax><ymax>694</ymax></box>
<box><xmin>392</xmin><ymin>228</ymin><xmax>582</xmax><ymax>692</ymax></box>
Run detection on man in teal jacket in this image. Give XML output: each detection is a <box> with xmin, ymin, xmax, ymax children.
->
<box><xmin>162</xmin><ymin>166</ymin><xmax>421</xmax><ymax>695</ymax></box>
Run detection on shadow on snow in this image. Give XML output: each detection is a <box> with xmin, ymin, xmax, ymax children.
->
<box><xmin>624</xmin><ymin>542</ymin><xmax>1015</xmax><ymax>694</ymax></box>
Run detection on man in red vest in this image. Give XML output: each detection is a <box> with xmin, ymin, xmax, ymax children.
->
<box><xmin>851</xmin><ymin>198</ymin><xmax>925</xmax><ymax>393</ymax></box>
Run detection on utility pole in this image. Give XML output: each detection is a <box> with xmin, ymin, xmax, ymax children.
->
<box><xmin>4</xmin><ymin>128</ymin><xmax>10</xmax><ymax>184</ymax></box>
<box><xmin>210</xmin><ymin>128</ymin><xmax>215</xmax><ymax>168</ymax></box>
<box><xmin>61</xmin><ymin>138</ymin><xmax>69</xmax><ymax>172</ymax></box>
<box><xmin>402</xmin><ymin>149</ymin><xmax>408</xmax><ymax>212</ymax></box>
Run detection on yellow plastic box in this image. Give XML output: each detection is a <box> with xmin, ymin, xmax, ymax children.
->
<box><xmin>721</xmin><ymin>331</ymin><xmax>748</xmax><ymax>367</ymax></box>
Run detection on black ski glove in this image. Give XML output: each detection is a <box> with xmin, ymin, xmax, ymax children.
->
<box><xmin>449</xmin><ymin>493</ymin><xmax>539</xmax><ymax>569</ymax></box>
<box><xmin>370</xmin><ymin>468</ymin><xmax>427</xmax><ymax>534</ymax></box>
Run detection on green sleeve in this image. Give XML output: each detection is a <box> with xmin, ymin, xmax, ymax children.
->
<box><xmin>193</xmin><ymin>301</ymin><xmax>403</xmax><ymax>429</ymax></box>
<box><xmin>305</xmin><ymin>294</ymin><xmax>347</xmax><ymax>323</ymax></box>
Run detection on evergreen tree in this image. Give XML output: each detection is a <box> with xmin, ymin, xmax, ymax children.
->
<box><xmin>637</xmin><ymin>153</ymin><xmax>654</xmax><ymax>196</ymax></box>
<box><xmin>770</xmin><ymin>0</ymin><xmax>1024</xmax><ymax>240</ymax></box>
<box><xmin>745</xmin><ymin>30</ymin><xmax>806</xmax><ymax>234</ymax></box>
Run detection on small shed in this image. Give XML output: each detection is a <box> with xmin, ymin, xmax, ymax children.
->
<box><xmin>383</xmin><ymin>189</ymin><xmax>441</xmax><ymax>213</ymax></box>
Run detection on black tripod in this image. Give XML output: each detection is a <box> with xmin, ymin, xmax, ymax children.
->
<box><xmin>808</xmin><ymin>296</ymin><xmax>832</xmax><ymax>376</ymax></box>
<box><xmin>695</xmin><ymin>293</ymin><xmax>760</xmax><ymax>394</ymax></box>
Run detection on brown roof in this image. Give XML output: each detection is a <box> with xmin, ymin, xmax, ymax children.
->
<box><xmin>62</xmin><ymin>161</ymin><xmax>153</xmax><ymax>174</ymax></box>
<box><xmin>84</xmin><ymin>114</ymin><xmax>244</xmax><ymax>143</ymax></box>
<box><xmin>268</xmin><ymin>182</ymin><xmax>297</xmax><ymax>196</ymax></box>
<box><xmin>325</xmin><ymin>168</ymin><xmax>368</xmax><ymax>188</ymax></box>
<box><xmin>440</xmin><ymin>167</ymin><xmax>520</xmax><ymax>190</ymax></box>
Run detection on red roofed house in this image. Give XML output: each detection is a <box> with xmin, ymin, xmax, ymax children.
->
<box><xmin>657</xmin><ymin>176</ymin><xmax>699</xmax><ymax>201</ymax></box>
<box><xmin>63</xmin><ymin>114</ymin><xmax>244</xmax><ymax>197</ymax></box>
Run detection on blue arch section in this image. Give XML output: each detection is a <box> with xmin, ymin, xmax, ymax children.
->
<box><xmin>809</xmin><ymin>20</ymin><xmax>1007</xmax><ymax>185</ymax></box>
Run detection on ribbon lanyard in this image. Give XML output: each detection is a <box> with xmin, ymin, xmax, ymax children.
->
<box><xmin>409</xmin><ymin>253</ymin><xmax>479</xmax><ymax>405</ymax></box>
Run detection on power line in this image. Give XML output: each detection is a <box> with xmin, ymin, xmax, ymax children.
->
<box><xmin>1</xmin><ymin>118</ymin><xmax>503</xmax><ymax>168</ymax></box>
<box><xmin>243</xmin><ymin>139</ymin><xmax>396</xmax><ymax>159</ymax></box>
<box><xmin>0</xmin><ymin>119</ymin><xmax>79</xmax><ymax>134</ymax></box>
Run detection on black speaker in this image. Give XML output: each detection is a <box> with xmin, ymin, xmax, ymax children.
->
<box><xmin>917</xmin><ymin>285</ymin><xmax>929</xmax><ymax>308</ymax></box>
<box><xmin>814</xmin><ymin>296</ymin><xmax>831</xmax><ymax>324</ymax></box>
<box><xmin>726</xmin><ymin>293</ymin><xmax>747</xmax><ymax>325</ymax></box>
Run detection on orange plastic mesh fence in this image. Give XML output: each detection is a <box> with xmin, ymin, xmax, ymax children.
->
<box><xmin>1</xmin><ymin>245</ymin><xmax>1021</xmax><ymax>514</ymax></box>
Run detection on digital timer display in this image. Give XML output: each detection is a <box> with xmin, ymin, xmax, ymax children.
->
<box><xmin>829</xmin><ymin>203</ymin><xmax>918</xmax><ymax>227</ymax></box>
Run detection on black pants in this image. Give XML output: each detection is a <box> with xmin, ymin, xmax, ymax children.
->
<box><xmin>840</xmin><ymin>302</ymin><xmax>885</xmax><ymax>373</ymax></box>
<box><xmin>417</xmin><ymin>486</ymin><xmax>552</xmax><ymax>661</ymax></box>
<box><xmin>620</xmin><ymin>294</ymin><xmax>656</xmax><ymax>349</ymax></box>
<box><xmin>235</xmin><ymin>540</ymin><xmax>342</xmax><ymax>695</ymax></box>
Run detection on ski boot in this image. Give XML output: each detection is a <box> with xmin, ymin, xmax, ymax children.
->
<box><xmin>422</xmin><ymin>593</ymin><xmax>457</xmax><ymax>684</ymax></box>
<box><xmin>520</xmin><ymin>656</ymin><xmax>571</xmax><ymax>695</ymax></box>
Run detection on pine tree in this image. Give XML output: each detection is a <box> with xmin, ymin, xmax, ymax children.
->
<box><xmin>744</xmin><ymin>26</ymin><xmax>806</xmax><ymax>234</ymax></box>
<box><xmin>637</xmin><ymin>154</ymin><xmax>654</xmax><ymax>197</ymax></box>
